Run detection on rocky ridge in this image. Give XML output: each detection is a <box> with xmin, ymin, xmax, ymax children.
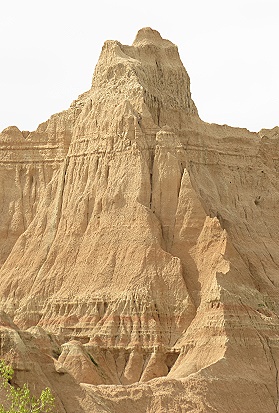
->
<box><xmin>0</xmin><ymin>28</ymin><xmax>279</xmax><ymax>413</ymax></box>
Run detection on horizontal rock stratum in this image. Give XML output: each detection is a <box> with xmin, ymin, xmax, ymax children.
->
<box><xmin>1</xmin><ymin>27</ymin><xmax>279</xmax><ymax>413</ymax></box>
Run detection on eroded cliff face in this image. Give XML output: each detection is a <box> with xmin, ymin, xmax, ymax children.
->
<box><xmin>1</xmin><ymin>28</ymin><xmax>279</xmax><ymax>413</ymax></box>
<box><xmin>0</xmin><ymin>97</ymin><xmax>88</xmax><ymax>266</ymax></box>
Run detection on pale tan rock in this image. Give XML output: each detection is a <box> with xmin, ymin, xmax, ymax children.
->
<box><xmin>0</xmin><ymin>27</ymin><xmax>279</xmax><ymax>413</ymax></box>
<box><xmin>140</xmin><ymin>346</ymin><xmax>168</xmax><ymax>382</ymax></box>
<box><xmin>58</xmin><ymin>340</ymin><xmax>105</xmax><ymax>385</ymax></box>
<box><xmin>121</xmin><ymin>346</ymin><xmax>144</xmax><ymax>384</ymax></box>
<box><xmin>0</xmin><ymin>104</ymin><xmax>84</xmax><ymax>267</ymax></box>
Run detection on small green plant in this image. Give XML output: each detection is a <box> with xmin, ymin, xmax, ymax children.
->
<box><xmin>0</xmin><ymin>360</ymin><xmax>55</xmax><ymax>413</ymax></box>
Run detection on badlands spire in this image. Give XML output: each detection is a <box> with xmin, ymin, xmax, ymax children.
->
<box><xmin>0</xmin><ymin>28</ymin><xmax>278</xmax><ymax>413</ymax></box>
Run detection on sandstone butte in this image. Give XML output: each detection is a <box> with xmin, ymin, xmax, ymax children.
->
<box><xmin>0</xmin><ymin>27</ymin><xmax>279</xmax><ymax>413</ymax></box>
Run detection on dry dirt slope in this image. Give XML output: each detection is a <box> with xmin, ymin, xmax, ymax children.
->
<box><xmin>0</xmin><ymin>27</ymin><xmax>279</xmax><ymax>413</ymax></box>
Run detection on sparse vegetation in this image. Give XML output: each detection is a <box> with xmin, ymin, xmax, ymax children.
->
<box><xmin>0</xmin><ymin>360</ymin><xmax>55</xmax><ymax>413</ymax></box>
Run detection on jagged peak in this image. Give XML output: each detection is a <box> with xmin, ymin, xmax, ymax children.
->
<box><xmin>89</xmin><ymin>28</ymin><xmax>198</xmax><ymax>126</ymax></box>
<box><xmin>0</xmin><ymin>125</ymin><xmax>24</xmax><ymax>141</ymax></box>
<box><xmin>132</xmin><ymin>27</ymin><xmax>175</xmax><ymax>48</ymax></box>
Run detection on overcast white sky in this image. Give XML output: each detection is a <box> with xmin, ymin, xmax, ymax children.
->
<box><xmin>0</xmin><ymin>0</ymin><xmax>278</xmax><ymax>133</ymax></box>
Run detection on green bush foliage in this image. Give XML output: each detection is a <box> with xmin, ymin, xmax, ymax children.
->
<box><xmin>0</xmin><ymin>360</ymin><xmax>55</xmax><ymax>413</ymax></box>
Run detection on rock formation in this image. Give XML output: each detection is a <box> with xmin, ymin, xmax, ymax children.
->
<box><xmin>0</xmin><ymin>27</ymin><xmax>279</xmax><ymax>412</ymax></box>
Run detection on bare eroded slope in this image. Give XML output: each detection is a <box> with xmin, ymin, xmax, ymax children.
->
<box><xmin>0</xmin><ymin>28</ymin><xmax>279</xmax><ymax>413</ymax></box>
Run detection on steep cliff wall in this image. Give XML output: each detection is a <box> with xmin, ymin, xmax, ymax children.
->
<box><xmin>0</xmin><ymin>97</ymin><xmax>87</xmax><ymax>266</ymax></box>
<box><xmin>0</xmin><ymin>28</ymin><xmax>279</xmax><ymax>413</ymax></box>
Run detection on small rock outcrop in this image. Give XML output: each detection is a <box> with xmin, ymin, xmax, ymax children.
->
<box><xmin>0</xmin><ymin>28</ymin><xmax>279</xmax><ymax>413</ymax></box>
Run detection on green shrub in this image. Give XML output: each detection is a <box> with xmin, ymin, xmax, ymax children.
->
<box><xmin>0</xmin><ymin>360</ymin><xmax>55</xmax><ymax>413</ymax></box>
